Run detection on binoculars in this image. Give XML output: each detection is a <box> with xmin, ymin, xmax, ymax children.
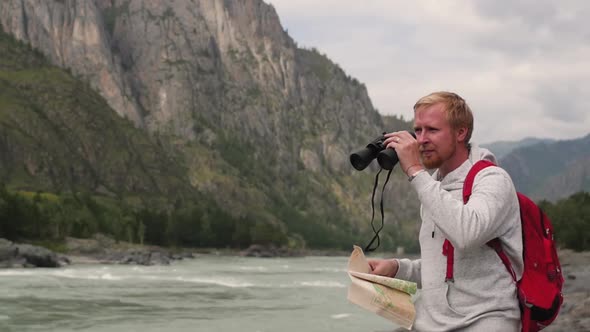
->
<box><xmin>349</xmin><ymin>132</ymin><xmax>415</xmax><ymax>170</ymax></box>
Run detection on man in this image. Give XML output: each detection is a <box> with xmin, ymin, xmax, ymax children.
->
<box><xmin>368</xmin><ymin>92</ymin><xmax>523</xmax><ymax>331</ymax></box>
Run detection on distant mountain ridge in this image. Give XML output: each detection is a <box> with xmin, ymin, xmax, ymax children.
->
<box><xmin>489</xmin><ymin>134</ymin><xmax>590</xmax><ymax>202</ymax></box>
<box><xmin>481</xmin><ymin>137</ymin><xmax>555</xmax><ymax>160</ymax></box>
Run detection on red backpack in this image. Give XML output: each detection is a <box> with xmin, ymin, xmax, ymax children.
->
<box><xmin>443</xmin><ymin>160</ymin><xmax>564</xmax><ymax>332</ymax></box>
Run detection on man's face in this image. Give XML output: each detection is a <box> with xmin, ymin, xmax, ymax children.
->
<box><xmin>413</xmin><ymin>103</ymin><xmax>458</xmax><ymax>170</ymax></box>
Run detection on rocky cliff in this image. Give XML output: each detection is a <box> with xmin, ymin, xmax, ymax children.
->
<box><xmin>0</xmin><ymin>0</ymin><xmax>144</xmax><ymax>125</ymax></box>
<box><xmin>0</xmin><ymin>0</ymin><xmax>419</xmax><ymax>250</ymax></box>
<box><xmin>1</xmin><ymin>0</ymin><xmax>382</xmax><ymax>170</ymax></box>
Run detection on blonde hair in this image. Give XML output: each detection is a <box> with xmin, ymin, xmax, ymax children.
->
<box><xmin>413</xmin><ymin>91</ymin><xmax>473</xmax><ymax>145</ymax></box>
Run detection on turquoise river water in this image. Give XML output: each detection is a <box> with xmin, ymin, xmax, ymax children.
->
<box><xmin>0</xmin><ymin>254</ymin><xmax>401</xmax><ymax>332</ymax></box>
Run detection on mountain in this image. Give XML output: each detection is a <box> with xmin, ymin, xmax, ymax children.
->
<box><xmin>0</xmin><ymin>0</ymin><xmax>420</xmax><ymax>251</ymax></box>
<box><xmin>0</xmin><ymin>27</ymin><xmax>194</xmax><ymax>201</ymax></box>
<box><xmin>481</xmin><ymin>137</ymin><xmax>555</xmax><ymax>160</ymax></box>
<box><xmin>498</xmin><ymin>134</ymin><xmax>590</xmax><ymax>202</ymax></box>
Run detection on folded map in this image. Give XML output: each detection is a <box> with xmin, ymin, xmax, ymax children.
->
<box><xmin>347</xmin><ymin>245</ymin><xmax>416</xmax><ymax>330</ymax></box>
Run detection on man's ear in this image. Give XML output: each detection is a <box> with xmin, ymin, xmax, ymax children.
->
<box><xmin>456</xmin><ymin>127</ymin><xmax>468</xmax><ymax>143</ymax></box>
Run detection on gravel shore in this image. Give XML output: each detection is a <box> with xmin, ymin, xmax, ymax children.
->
<box><xmin>544</xmin><ymin>249</ymin><xmax>590</xmax><ymax>332</ymax></box>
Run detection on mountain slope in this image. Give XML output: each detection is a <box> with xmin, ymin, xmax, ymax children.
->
<box><xmin>0</xmin><ymin>1</ymin><xmax>421</xmax><ymax>251</ymax></box>
<box><xmin>0</xmin><ymin>28</ymin><xmax>192</xmax><ymax>201</ymax></box>
<box><xmin>499</xmin><ymin>134</ymin><xmax>590</xmax><ymax>201</ymax></box>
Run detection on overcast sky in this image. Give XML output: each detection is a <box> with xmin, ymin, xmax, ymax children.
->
<box><xmin>267</xmin><ymin>0</ymin><xmax>590</xmax><ymax>144</ymax></box>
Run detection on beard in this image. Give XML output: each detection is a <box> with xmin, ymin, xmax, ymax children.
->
<box><xmin>420</xmin><ymin>140</ymin><xmax>456</xmax><ymax>170</ymax></box>
<box><xmin>421</xmin><ymin>152</ymin><xmax>443</xmax><ymax>170</ymax></box>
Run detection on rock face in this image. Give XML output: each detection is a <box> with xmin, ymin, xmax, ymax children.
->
<box><xmin>0</xmin><ymin>0</ymin><xmax>382</xmax><ymax>174</ymax></box>
<box><xmin>0</xmin><ymin>0</ymin><xmax>144</xmax><ymax>125</ymax></box>
<box><xmin>0</xmin><ymin>0</ymin><xmax>419</xmax><ymax>250</ymax></box>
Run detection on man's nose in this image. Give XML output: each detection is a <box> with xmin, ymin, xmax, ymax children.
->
<box><xmin>416</xmin><ymin>132</ymin><xmax>427</xmax><ymax>144</ymax></box>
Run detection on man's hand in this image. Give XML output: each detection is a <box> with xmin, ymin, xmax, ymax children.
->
<box><xmin>383</xmin><ymin>131</ymin><xmax>422</xmax><ymax>176</ymax></box>
<box><xmin>368</xmin><ymin>258</ymin><xmax>399</xmax><ymax>278</ymax></box>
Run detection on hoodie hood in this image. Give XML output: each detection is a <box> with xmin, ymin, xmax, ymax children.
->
<box><xmin>432</xmin><ymin>143</ymin><xmax>497</xmax><ymax>191</ymax></box>
<box><xmin>469</xmin><ymin>144</ymin><xmax>497</xmax><ymax>165</ymax></box>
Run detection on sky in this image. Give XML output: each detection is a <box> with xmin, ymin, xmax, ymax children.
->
<box><xmin>267</xmin><ymin>0</ymin><xmax>590</xmax><ymax>144</ymax></box>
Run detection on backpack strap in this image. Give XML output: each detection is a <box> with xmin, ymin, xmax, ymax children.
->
<box><xmin>443</xmin><ymin>239</ymin><xmax>455</xmax><ymax>282</ymax></box>
<box><xmin>522</xmin><ymin>305</ymin><xmax>533</xmax><ymax>332</ymax></box>
<box><xmin>488</xmin><ymin>238</ymin><xmax>517</xmax><ymax>281</ymax></box>
<box><xmin>462</xmin><ymin>160</ymin><xmax>496</xmax><ymax>201</ymax></box>
<box><xmin>444</xmin><ymin>160</ymin><xmax>516</xmax><ymax>282</ymax></box>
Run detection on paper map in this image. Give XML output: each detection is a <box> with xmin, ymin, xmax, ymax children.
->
<box><xmin>347</xmin><ymin>245</ymin><xmax>416</xmax><ymax>330</ymax></box>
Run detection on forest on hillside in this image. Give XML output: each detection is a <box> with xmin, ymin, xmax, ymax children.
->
<box><xmin>0</xmin><ymin>185</ymin><xmax>292</xmax><ymax>250</ymax></box>
<box><xmin>1</xmin><ymin>185</ymin><xmax>588</xmax><ymax>252</ymax></box>
<box><xmin>539</xmin><ymin>192</ymin><xmax>590</xmax><ymax>252</ymax></box>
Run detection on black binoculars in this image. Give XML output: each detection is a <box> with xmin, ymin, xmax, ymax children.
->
<box><xmin>350</xmin><ymin>132</ymin><xmax>415</xmax><ymax>171</ymax></box>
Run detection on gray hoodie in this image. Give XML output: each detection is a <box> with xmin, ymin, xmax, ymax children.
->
<box><xmin>395</xmin><ymin>145</ymin><xmax>524</xmax><ymax>331</ymax></box>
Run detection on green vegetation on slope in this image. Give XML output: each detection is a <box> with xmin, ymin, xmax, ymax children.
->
<box><xmin>0</xmin><ymin>184</ymin><xmax>291</xmax><ymax>248</ymax></box>
<box><xmin>539</xmin><ymin>192</ymin><xmax>590</xmax><ymax>252</ymax></box>
<box><xmin>0</xmin><ymin>27</ymin><xmax>296</xmax><ymax>249</ymax></box>
<box><xmin>0</xmin><ymin>26</ymin><xmax>388</xmax><ymax>251</ymax></box>
<box><xmin>0</xmin><ymin>27</ymin><xmax>191</xmax><ymax>199</ymax></box>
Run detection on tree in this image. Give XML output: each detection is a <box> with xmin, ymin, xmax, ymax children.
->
<box><xmin>541</xmin><ymin>192</ymin><xmax>590</xmax><ymax>251</ymax></box>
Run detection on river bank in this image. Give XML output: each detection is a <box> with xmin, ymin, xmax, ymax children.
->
<box><xmin>1</xmin><ymin>235</ymin><xmax>352</xmax><ymax>268</ymax></box>
<box><xmin>2</xmin><ymin>236</ymin><xmax>588</xmax><ymax>331</ymax></box>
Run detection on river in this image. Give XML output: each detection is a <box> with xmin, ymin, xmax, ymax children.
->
<box><xmin>0</xmin><ymin>254</ymin><xmax>400</xmax><ymax>332</ymax></box>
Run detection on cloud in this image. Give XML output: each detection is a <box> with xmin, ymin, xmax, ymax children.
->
<box><xmin>267</xmin><ymin>0</ymin><xmax>590</xmax><ymax>143</ymax></box>
<box><xmin>534</xmin><ymin>83</ymin><xmax>589</xmax><ymax>122</ymax></box>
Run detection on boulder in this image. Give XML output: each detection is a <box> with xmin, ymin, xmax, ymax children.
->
<box><xmin>103</xmin><ymin>249</ymin><xmax>171</xmax><ymax>266</ymax></box>
<box><xmin>13</xmin><ymin>244</ymin><xmax>60</xmax><ymax>267</ymax></box>
<box><xmin>0</xmin><ymin>238</ymin><xmax>60</xmax><ymax>268</ymax></box>
<box><xmin>239</xmin><ymin>244</ymin><xmax>304</xmax><ymax>257</ymax></box>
